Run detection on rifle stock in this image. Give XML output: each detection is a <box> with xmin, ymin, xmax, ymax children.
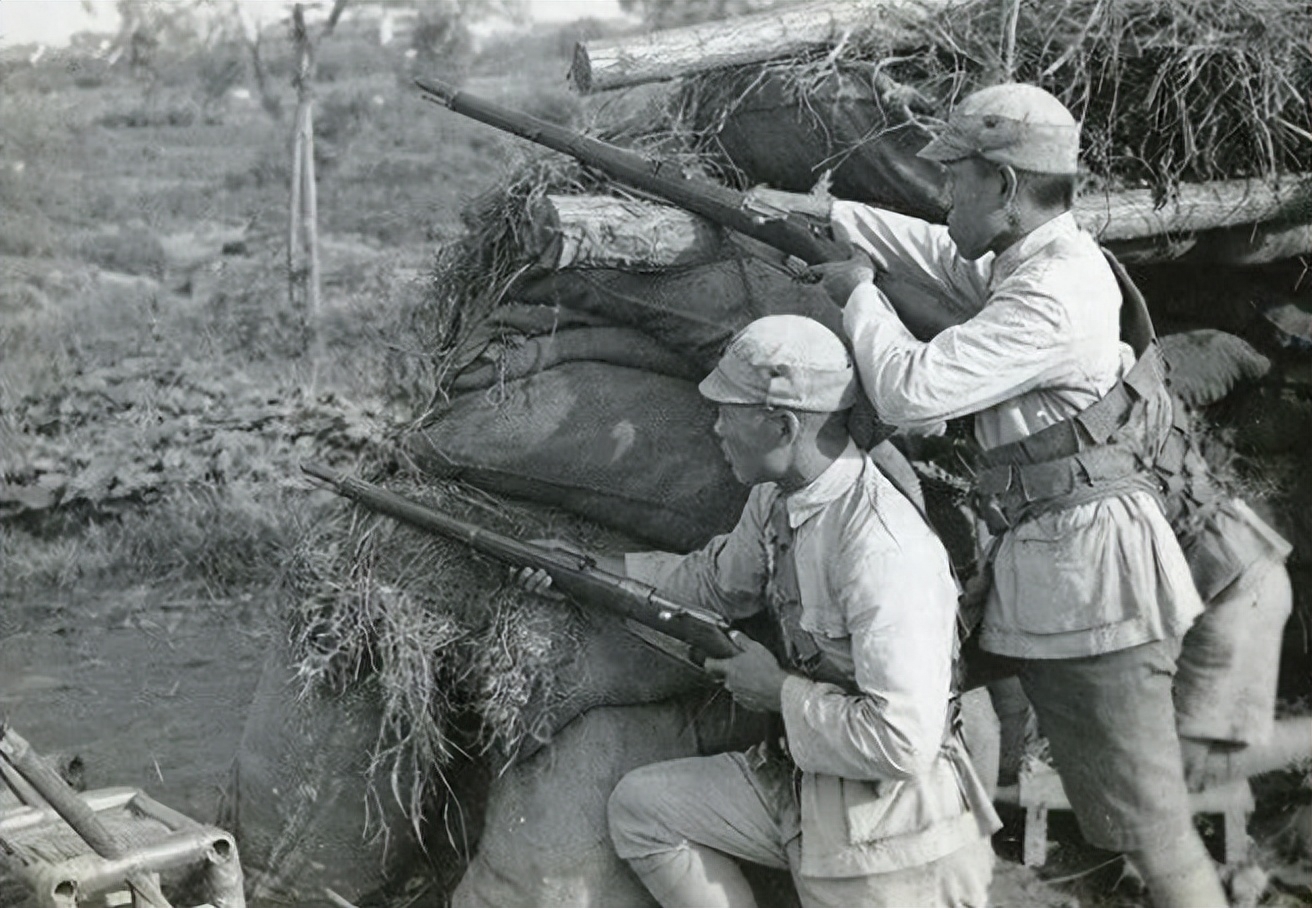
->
<box><xmin>302</xmin><ymin>463</ymin><xmax>740</xmax><ymax>661</ymax></box>
<box><xmin>414</xmin><ymin>77</ymin><xmax>847</xmax><ymax>266</ymax></box>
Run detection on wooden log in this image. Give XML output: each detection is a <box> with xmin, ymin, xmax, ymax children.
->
<box><xmin>527</xmin><ymin>194</ymin><xmax>723</xmax><ymax>270</ymax></box>
<box><xmin>570</xmin><ymin>0</ymin><xmax>953</xmax><ymax>94</ymax></box>
<box><xmin>1172</xmin><ymin>221</ymin><xmax>1312</xmax><ymax>266</ymax></box>
<box><xmin>1077</xmin><ymin>175</ymin><xmax>1312</xmax><ymax>244</ymax></box>
<box><xmin>532</xmin><ymin>174</ymin><xmax>1309</xmax><ymax>283</ymax></box>
<box><xmin>747</xmin><ymin>175</ymin><xmax>1312</xmax><ymax>264</ymax></box>
<box><xmin>1196</xmin><ymin>716</ymin><xmax>1312</xmax><ymax>789</ymax></box>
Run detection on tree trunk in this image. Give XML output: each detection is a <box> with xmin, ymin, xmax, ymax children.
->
<box><xmin>526</xmin><ymin>195</ymin><xmax>724</xmax><ymax>270</ymax></box>
<box><xmin>287</xmin><ymin>0</ymin><xmax>346</xmax><ymax>357</ymax></box>
<box><xmin>532</xmin><ymin>174</ymin><xmax>1309</xmax><ymax>275</ymax></box>
<box><xmin>570</xmin><ymin>0</ymin><xmax>952</xmax><ymax>93</ymax></box>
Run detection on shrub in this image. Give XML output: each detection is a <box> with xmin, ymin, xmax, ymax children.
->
<box><xmin>77</xmin><ymin>225</ymin><xmax>168</xmax><ymax>278</ymax></box>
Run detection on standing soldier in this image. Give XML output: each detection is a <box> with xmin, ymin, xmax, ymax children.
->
<box><xmin>540</xmin><ymin>315</ymin><xmax>1002</xmax><ymax>907</ymax></box>
<box><xmin>819</xmin><ymin>84</ymin><xmax>1228</xmax><ymax>907</ymax></box>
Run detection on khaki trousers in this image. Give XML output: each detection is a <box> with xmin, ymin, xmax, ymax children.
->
<box><xmin>609</xmin><ymin>752</ymin><xmax>995</xmax><ymax>908</ymax></box>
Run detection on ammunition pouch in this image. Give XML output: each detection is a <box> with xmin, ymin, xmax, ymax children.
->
<box><xmin>971</xmin><ymin>344</ymin><xmax>1169</xmax><ymax>535</ymax></box>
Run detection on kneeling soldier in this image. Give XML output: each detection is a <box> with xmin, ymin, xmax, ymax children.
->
<box><xmin>603</xmin><ymin>315</ymin><xmax>1000</xmax><ymax>908</ymax></box>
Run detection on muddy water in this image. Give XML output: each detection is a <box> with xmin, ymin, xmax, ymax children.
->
<box><xmin>0</xmin><ymin>584</ymin><xmax>269</xmax><ymax>825</ymax></box>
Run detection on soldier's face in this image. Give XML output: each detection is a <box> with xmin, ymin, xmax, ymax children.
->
<box><xmin>944</xmin><ymin>157</ymin><xmax>1009</xmax><ymax>259</ymax></box>
<box><xmin>713</xmin><ymin>404</ymin><xmax>790</xmax><ymax>486</ymax></box>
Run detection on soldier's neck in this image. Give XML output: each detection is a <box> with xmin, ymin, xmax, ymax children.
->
<box><xmin>775</xmin><ymin>431</ymin><xmax>849</xmax><ymax>494</ymax></box>
<box><xmin>989</xmin><ymin>204</ymin><xmax>1069</xmax><ymax>256</ymax></box>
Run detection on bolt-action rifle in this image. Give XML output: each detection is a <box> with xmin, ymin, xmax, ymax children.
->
<box><xmin>302</xmin><ymin>463</ymin><xmax>740</xmax><ymax>662</ymax></box>
<box><xmin>413</xmin><ymin>77</ymin><xmax>848</xmax><ymax>266</ymax></box>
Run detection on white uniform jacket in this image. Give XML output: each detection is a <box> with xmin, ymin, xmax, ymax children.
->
<box><xmin>833</xmin><ymin>203</ymin><xmax>1204</xmax><ymax>659</ymax></box>
<box><xmin>638</xmin><ymin>443</ymin><xmax>1000</xmax><ymax>877</ymax></box>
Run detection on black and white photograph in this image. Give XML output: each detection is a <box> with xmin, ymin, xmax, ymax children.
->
<box><xmin>1</xmin><ymin>1</ymin><xmax>1309</xmax><ymax>906</ymax></box>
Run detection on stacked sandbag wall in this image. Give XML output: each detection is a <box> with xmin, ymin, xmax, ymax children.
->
<box><xmin>407</xmin><ymin>255</ymin><xmax>848</xmax><ymax>552</ymax></box>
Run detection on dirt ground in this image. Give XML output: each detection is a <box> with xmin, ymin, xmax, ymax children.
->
<box><xmin>0</xmin><ymin>586</ymin><xmax>268</xmax><ymax>826</ymax></box>
<box><xmin>3</xmin><ymin>583</ymin><xmax>1308</xmax><ymax>907</ymax></box>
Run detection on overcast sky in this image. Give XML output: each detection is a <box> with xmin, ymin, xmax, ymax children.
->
<box><xmin>0</xmin><ymin>0</ymin><xmax>628</xmax><ymax>47</ymax></box>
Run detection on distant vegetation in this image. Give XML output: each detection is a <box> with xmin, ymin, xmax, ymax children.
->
<box><xmin>0</xmin><ymin>7</ymin><xmax>623</xmax><ymax>602</ymax></box>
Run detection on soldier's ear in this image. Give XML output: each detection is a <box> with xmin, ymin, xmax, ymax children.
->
<box><xmin>999</xmin><ymin>164</ymin><xmax>1019</xmax><ymax>207</ymax></box>
<box><xmin>773</xmin><ymin>409</ymin><xmax>802</xmax><ymax>445</ymax></box>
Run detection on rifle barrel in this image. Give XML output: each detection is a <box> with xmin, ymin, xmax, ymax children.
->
<box><xmin>414</xmin><ymin>77</ymin><xmax>845</xmax><ymax>265</ymax></box>
<box><xmin>301</xmin><ymin>463</ymin><xmax>740</xmax><ymax>660</ymax></box>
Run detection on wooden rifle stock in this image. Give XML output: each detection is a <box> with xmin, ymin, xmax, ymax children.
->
<box><xmin>302</xmin><ymin>463</ymin><xmax>740</xmax><ymax>661</ymax></box>
<box><xmin>413</xmin><ymin>77</ymin><xmax>847</xmax><ymax>265</ymax></box>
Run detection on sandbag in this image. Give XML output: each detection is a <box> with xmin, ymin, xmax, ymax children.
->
<box><xmin>516</xmin><ymin>257</ymin><xmax>844</xmax><ymax>371</ymax></box>
<box><xmin>450</xmin><ymin>325</ymin><xmax>702</xmax><ymax>392</ymax></box>
<box><xmin>408</xmin><ymin>362</ymin><xmax>747</xmax><ymax>551</ymax></box>
<box><xmin>488</xmin><ymin>301</ymin><xmax>615</xmax><ymax>336</ymax></box>
<box><xmin>454</xmin><ymin>695</ymin><xmax>775</xmax><ymax>908</ymax></box>
<box><xmin>217</xmin><ymin>638</ymin><xmax>427</xmax><ymax>908</ymax></box>
<box><xmin>444</xmin><ymin>303</ymin><xmax>620</xmax><ymax>382</ymax></box>
<box><xmin>688</xmin><ymin>65</ymin><xmax>950</xmax><ymax>221</ymax></box>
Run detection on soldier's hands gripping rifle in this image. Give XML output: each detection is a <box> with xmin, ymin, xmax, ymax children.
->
<box><xmin>413</xmin><ymin>77</ymin><xmax>851</xmax><ymax>267</ymax></box>
<box><xmin>302</xmin><ymin>463</ymin><xmax>741</xmax><ymax>663</ymax></box>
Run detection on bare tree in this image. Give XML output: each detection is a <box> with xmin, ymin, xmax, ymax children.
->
<box><xmin>230</xmin><ymin>1</ymin><xmax>282</xmax><ymax>119</ymax></box>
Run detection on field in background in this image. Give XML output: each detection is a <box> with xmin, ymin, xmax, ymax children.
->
<box><xmin>0</xmin><ymin>12</ymin><xmax>608</xmax><ymax>838</ymax></box>
<box><xmin>0</xmin><ymin>17</ymin><xmax>614</xmax><ymax>590</ymax></box>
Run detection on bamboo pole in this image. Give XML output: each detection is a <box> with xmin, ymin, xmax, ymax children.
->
<box><xmin>301</xmin><ymin>102</ymin><xmax>323</xmax><ymax>358</ymax></box>
<box><xmin>0</xmin><ymin>728</ymin><xmax>173</xmax><ymax>907</ymax></box>
<box><xmin>287</xmin><ymin>101</ymin><xmax>305</xmax><ymax>306</ymax></box>
<box><xmin>289</xmin><ymin>4</ymin><xmax>312</xmax><ymax>321</ymax></box>
<box><xmin>570</xmin><ymin>0</ymin><xmax>954</xmax><ymax>93</ymax></box>
<box><xmin>287</xmin><ymin>0</ymin><xmax>347</xmax><ymax>358</ymax></box>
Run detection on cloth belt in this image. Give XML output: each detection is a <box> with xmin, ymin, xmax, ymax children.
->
<box><xmin>972</xmin><ymin>345</ymin><xmax>1166</xmax><ymax>534</ymax></box>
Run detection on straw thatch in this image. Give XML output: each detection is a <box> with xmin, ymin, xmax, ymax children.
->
<box><xmin>908</xmin><ymin>0</ymin><xmax>1310</xmax><ymax>188</ymax></box>
<box><xmin>391</xmin><ymin>158</ymin><xmax>602</xmax><ymax>418</ymax></box>
<box><xmin>281</xmin><ymin>463</ymin><xmax>643</xmax><ymax>823</ymax></box>
<box><xmin>676</xmin><ymin>0</ymin><xmax>1311</xmax><ymax>197</ymax></box>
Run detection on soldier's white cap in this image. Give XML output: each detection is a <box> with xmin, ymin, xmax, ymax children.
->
<box><xmin>918</xmin><ymin>83</ymin><xmax>1080</xmax><ymax>175</ymax></box>
<box><xmin>699</xmin><ymin>315</ymin><xmax>857</xmax><ymax>413</ymax></box>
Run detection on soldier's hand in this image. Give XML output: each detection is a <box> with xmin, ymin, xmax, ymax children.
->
<box><xmin>510</xmin><ymin>539</ymin><xmax>579</xmax><ymax>598</ymax></box>
<box><xmin>511</xmin><ymin>566</ymin><xmax>560</xmax><ymax>597</ymax></box>
<box><xmin>703</xmin><ymin>631</ymin><xmax>787</xmax><ymax>713</ymax></box>
<box><xmin>811</xmin><ymin>249</ymin><xmax>876</xmax><ymax>307</ymax></box>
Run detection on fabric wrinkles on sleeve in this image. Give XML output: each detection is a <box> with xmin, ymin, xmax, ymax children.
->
<box><xmin>830</xmin><ymin>201</ymin><xmax>991</xmax><ymax>314</ymax></box>
<box><xmin>843</xmin><ymin>277</ymin><xmax>1076</xmax><ymax>430</ymax></box>
<box><xmin>656</xmin><ymin>487</ymin><xmax>770</xmax><ymax>621</ymax></box>
<box><xmin>780</xmin><ymin>529</ymin><xmax>956</xmax><ymax>782</ymax></box>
